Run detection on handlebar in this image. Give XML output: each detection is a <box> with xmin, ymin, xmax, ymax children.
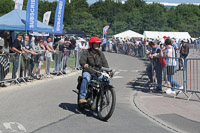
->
<box><xmin>88</xmin><ymin>67</ymin><xmax>114</xmax><ymax>78</ymax></box>
<box><xmin>101</xmin><ymin>67</ymin><xmax>112</xmax><ymax>72</ymax></box>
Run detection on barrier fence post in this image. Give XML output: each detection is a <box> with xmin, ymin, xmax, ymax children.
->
<box><xmin>75</xmin><ymin>50</ymin><xmax>79</xmax><ymax>69</ymax></box>
<box><xmin>15</xmin><ymin>53</ymin><xmax>22</xmax><ymax>84</ymax></box>
<box><xmin>186</xmin><ymin>58</ymin><xmax>200</xmax><ymax>101</ymax></box>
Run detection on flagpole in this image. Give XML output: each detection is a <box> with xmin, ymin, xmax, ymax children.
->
<box><xmin>103</xmin><ymin>27</ymin><xmax>104</xmax><ymax>39</ymax></box>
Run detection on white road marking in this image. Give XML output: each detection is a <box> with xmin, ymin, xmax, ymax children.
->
<box><xmin>3</xmin><ymin>122</ymin><xmax>27</xmax><ymax>132</ymax></box>
<box><xmin>113</xmin><ymin>76</ymin><xmax>124</xmax><ymax>79</ymax></box>
<box><xmin>131</xmin><ymin>70</ymin><xmax>140</xmax><ymax>72</ymax></box>
<box><xmin>118</xmin><ymin>69</ymin><xmax>128</xmax><ymax>72</ymax></box>
<box><xmin>114</xmin><ymin>71</ymin><xmax>120</xmax><ymax>75</ymax></box>
<box><xmin>17</xmin><ymin>123</ymin><xmax>27</xmax><ymax>132</ymax></box>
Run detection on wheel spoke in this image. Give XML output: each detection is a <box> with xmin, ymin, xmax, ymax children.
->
<box><xmin>97</xmin><ymin>86</ymin><xmax>116</xmax><ymax>121</ymax></box>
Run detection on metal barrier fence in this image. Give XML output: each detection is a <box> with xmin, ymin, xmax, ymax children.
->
<box><xmin>186</xmin><ymin>58</ymin><xmax>200</xmax><ymax>100</ymax></box>
<box><xmin>146</xmin><ymin>56</ymin><xmax>200</xmax><ymax>101</ymax></box>
<box><xmin>102</xmin><ymin>42</ymin><xmax>200</xmax><ymax>101</ymax></box>
<box><xmin>0</xmin><ymin>53</ymin><xmax>23</xmax><ymax>85</ymax></box>
<box><xmin>0</xmin><ymin>50</ymin><xmax>80</xmax><ymax>86</ymax></box>
<box><xmin>75</xmin><ymin>50</ymin><xmax>83</xmax><ymax>69</ymax></box>
<box><xmin>149</xmin><ymin>57</ymin><xmax>185</xmax><ymax>93</ymax></box>
<box><xmin>103</xmin><ymin>43</ymin><xmax>147</xmax><ymax>58</ymax></box>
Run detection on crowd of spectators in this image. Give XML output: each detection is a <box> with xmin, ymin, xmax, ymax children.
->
<box><xmin>101</xmin><ymin>35</ymin><xmax>191</xmax><ymax>94</ymax></box>
<box><xmin>101</xmin><ymin>37</ymin><xmax>146</xmax><ymax>57</ymax></box>
<box><xmin>0</xmin><ymin>31</ymin><xmax>196</xmax><ymax>90</ymax></box>
<box><xmin>145</xmin><ymin>37</ymin><xmax>189</xmax><ymax>94</ymax></box>
<box><xmin>0</xmin><ymin>31</ymin><xmax>91</xmax><ymax>86</ymax></box>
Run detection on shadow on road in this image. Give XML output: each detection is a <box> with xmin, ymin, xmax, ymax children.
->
<box><xmin>127</xmin><ymin>72</ymin><xmax>200</xmax><ymax>102</ymax></box>
<box><xmin>127</xmin><ymin>72</ymin><xmax>152</xmax><ymax>93</ymax></box>
<box><xmin>59</xmin><ymin>103</ymin><xmax>98</xmax><ymax>119</ymax></box>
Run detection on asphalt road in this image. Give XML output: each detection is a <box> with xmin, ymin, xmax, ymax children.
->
<box><xmin>0</xmin><ymin>52</ymin><xmax>172</xmax><ymax>133</ymax></box>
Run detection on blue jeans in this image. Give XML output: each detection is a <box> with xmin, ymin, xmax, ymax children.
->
<box><xmin>63</xmin><ymin>55</ymin><xmax>68</xmax><ymax>71</ymax></box>
<box><xmin>181</xmin><ymin>54</ymin><xmax>187</xmax><ymax>69</ymax></box>
<box><xmin>45</xmin><ymin>56</ymin><xmax>51</xmax><ymax>74</ymax></box>
<box><xmin>146</xmin><ymin>64</ymin><xmax>153</xmax><ymax>82</ymax></box>
<box><xmin>168</xmin><ymin>74</ymin><xmax>181</xmax><ymax>91</ymax></box>
<box><xmin>54</xmin><ymin>53</ymin><xmax>62</xmax><ymax>73</ymax></box>
<box><xmin>146</xmin><ymin>63</ymin><xmax>162</xmax><ymax>87</ymax></box>
<box><xmin>80</xmin><ymin>72</ymin><xmax>104</xmax><ymax>99</ymax></box>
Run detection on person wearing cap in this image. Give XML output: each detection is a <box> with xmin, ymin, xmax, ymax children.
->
<box><xmin>146</xmin><ymin>40</ymin><xmax>162</xmax><ymax>92</ymax></box>
<box><xmin>180</xmin><ymin>39</ymin><xmax>189</xmax><ymax>69</ymax></box>
<box><xmin>163</xmin><ymin>36</ymin><xmax>167</xmax><ymax>40</ymax></box>
<box><xmin>77</xmin><ymin>38</ymin><xmax>88</xmax><ymax>50</ymax></box>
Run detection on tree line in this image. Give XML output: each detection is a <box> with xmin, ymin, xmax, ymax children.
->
<box><xmin>1</xmin><ymin>0</ymin><xmax>200</xmax><ymax>38</ymax></box>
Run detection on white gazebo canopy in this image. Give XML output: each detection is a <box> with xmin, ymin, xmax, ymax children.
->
<box><xmin>113</xmin><ymin>30</ymin><xmax>144</xmax><ymax>39</ymax></box>
<box><xmin>143</xmin><ymin>31</ymin><xmax>191</xmax><ymax>40</ymax></box>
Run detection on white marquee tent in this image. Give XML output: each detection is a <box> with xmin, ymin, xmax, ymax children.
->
<box><xmin>143</xmin><ymin>31</ymin><xmax>191</xmax><ymax>39</ymax></box>
<box><xmin>113</xmin><ymin>30</ymin><xmax>144</xmax><ymax>39</ymax></box>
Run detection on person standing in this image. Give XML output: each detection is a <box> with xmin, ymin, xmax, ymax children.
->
<box><xmin>171</xmin><ymin>39</ymin><xmax>179</xmax><ymax>71</ymax></box>
<box><xmin>146</xmin><ymin>40</ymin><xmax>162</xmax><ymax>92</ymax></box>
<box><xmin>22</xmin><ymin>35</ymin><xmax>36</xmax><ymax>79</ymax></box>
<box><xmin>32</xmin><ymin>38</ymin><xmax>46</xmax><ymax>79</ymax></box>
<box><xmin>11</xmin><ymin>33</ymin><xmax>24</xmax><ymax>79</ymax></box>
<box><xmin>161</xmin><ymin>38</ymin><xmax>183</xmax><ymax>94</ymax></box>
<box><xmin>53</xmin><ymin>36</ymin><xmax>64</xmax><ymax>75</ymax></box>
<box><xmin>198</xmin><ymin>37</ymin><xmax>200</xmax><ymax>52</ymax></box>
<box><xmin>69</xmin><ymin>36</ymin><xmax>76</xmax><ymax>56</ymax></box>
<box><xmin>180</xmin><ymin>39</ymin><xmax>189</xmax><ymax>69</ymax></box>
<box><xmin>61</xmin><ymin>37</ymin><xmax>73</xmax><ymax>74</ymax></box>
<box><xmin>44</xmin><ymin>36</ymin><xmax>56</xmax><ymax>74</ymax></box>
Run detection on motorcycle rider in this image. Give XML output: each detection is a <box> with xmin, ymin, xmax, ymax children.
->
<box><xmin>79</xmin><ymin>37</ymin><xmax>110</xmax><ymax>103</ymax></box>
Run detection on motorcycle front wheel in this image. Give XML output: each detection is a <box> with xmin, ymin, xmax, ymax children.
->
<box><xmin>96</xmin><ymin>86</ymin><xmax>116</xmax><ymax>121</ymax></box>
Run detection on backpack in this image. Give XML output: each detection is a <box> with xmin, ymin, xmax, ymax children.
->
<box><xmin>180</xmin><ymin>43</ymin><xmax>189</xmax><ymax>55</ymax></box>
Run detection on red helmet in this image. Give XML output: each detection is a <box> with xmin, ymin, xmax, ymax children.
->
<box><xmin>89</xmin><ymin>37</ymin><xmax>102</xmax><ymax>49</ymax></box>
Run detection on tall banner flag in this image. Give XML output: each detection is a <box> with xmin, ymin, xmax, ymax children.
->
<box><xmin>26</xmin><ymin>0</ymin><xmax>39</xmax><ymax>31</ymax></box>
<box><xmin>69</xmin><ymin>0</ymin><xmax>71</xmax><ymax>3</ymax></box>
<box><xmin>103</xmin><ymin>26</ymin><xmax>109</xmax><ymax>39</ymax></box>
<box><xmin>43</xmin><ymin>11</ymin><xmax>51</xmax><ymax>25</ymax></box>
<box><xmin>54</xmin><ymin>0</ymin><xmax>65</xmax><ymax>33</ymax></box>
<box><xmin>15</xmin><ymin>0</ymin><xmax>24</xmax><ymax>10</ymax></box>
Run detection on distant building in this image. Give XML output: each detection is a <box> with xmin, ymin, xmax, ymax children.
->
<box><xmin>93</xmin><ymin>0</ymin><xmax>200</xmax><ymax>7</ymax></box>
<box><xmin>146</xmin><ymin>2</ymin><xmax>200</xmax><ymax>8</ymax></box>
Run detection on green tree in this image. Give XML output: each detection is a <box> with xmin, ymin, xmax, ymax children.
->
<box><xmin>142</xmin><ymin>3</ymin><xmax>168</xmax><ymax>31</ymax></box>
<box><xmin>0</xmin><ymin>0</ymin><xmax>14</xmax><ymax>16</ymax></box>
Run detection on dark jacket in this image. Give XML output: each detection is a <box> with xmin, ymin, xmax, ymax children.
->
<box><xmin>180</xmin><ymin>43</ymin><xmax>189</xmax><ymax>56</ymax></box>
<box><xmin>79</xmin><ymin>49</ymin><xmax>109</xmax><ymax>75</ymax></box>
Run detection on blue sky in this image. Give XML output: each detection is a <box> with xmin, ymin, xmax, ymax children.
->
<box><xmin>47</xmin><ymin>0</ymin><xmax>200</xmax><ymax>4</ymax></box>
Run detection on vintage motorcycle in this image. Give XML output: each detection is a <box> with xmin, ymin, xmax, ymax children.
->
<box><xmin>74</xmin><ymin>67</ymin><xmax>116</xmax><ymax>121</ymax></box>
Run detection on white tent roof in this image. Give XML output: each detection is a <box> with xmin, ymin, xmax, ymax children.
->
<box><xmin>114</xmin><ymin>30</ymin><xmax>144</xmax><ymax>38</ymax></box>
<box><xmin>143</xmin><ymin>31</ymin><xmax>191</xmax><ymax>39</ymax></box>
